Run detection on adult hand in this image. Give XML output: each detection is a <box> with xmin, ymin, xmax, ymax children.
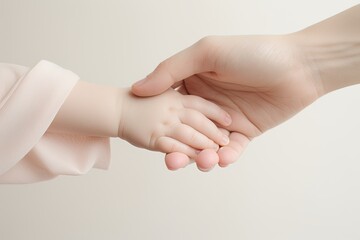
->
<box><xmin>132</xmin><ymin>34</ymin><xmax>323</xmax><ymax>171</ymax></box>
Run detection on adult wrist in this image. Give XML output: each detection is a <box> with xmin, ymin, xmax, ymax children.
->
<box><xmin>290</xmin><ymin>30</ymin><xmax>360</xmax><ymax>95</ymax></box>
<box><xmin>288</xmin><ymin>5</ymin><xmax>360</xmax><ymax>95</ymax></box>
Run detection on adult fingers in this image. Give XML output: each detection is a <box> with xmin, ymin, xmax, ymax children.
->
<box><xmin>195</xmin><ymin>149</ymin><xmax>219</xmax><ymax>172</ymax></box>
<box><xmin>131</xmin><ymin>37</ymin><xmax>218</xmax><ymax>97</ymax></box>
<box><xmin>217</xmin><ymin>132</ymin><xmax>250</xmax><ymax>167</ymax></box>
<box><xmin>194</xmin><ymin>128</ymin><xmax>229</xmax><ymax>172</ymax></box>
<box><xmin>165</xmin><ymin>152</ymin><xmax>194</xmax><ymax>170</ymax></box>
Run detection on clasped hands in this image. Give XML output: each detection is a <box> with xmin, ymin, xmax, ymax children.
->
<box><xmin>128</xmin><ymin>35</ymin><xmax>324</xmax><ymax>172</ymax></box>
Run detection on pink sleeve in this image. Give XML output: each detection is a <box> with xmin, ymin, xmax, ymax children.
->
<box><xmin>0</xmin><ymin>60</ymin><xmax>110</xmax><ymax>183</ymax></box>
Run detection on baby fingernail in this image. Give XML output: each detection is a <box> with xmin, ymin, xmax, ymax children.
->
<box><xmin>222</xmin><ymin>135</ymin><xmax>230</xmax><ymax>145</ymax></box>
<box><xmin>219</xmin><ymin>163</ymin><xmax>228</xmax><ymax>168</ymax></box>
<box><xmin>198</xmin><ymin>167</ymin><xmax>210</xmax><ymax>172</ymax></box>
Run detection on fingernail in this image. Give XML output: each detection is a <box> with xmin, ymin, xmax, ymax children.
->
<box><xmin>198</xmin><ymin>167</ymin><xmax>210</xmax><ymax>172</ymax></box>
<box><xmin>221</xmin><ymin>135</ymin><xmax>229</xmax><ymax>145</ymax></box>
<box><xmin>219</xmin><ymin>163</ymin><xmax>228</xmax><ymax>168</ymax></box>
<box><xmin>224</xmin><ymin>114</ymin><xmax>232</xmax><ymax>125</ymax></box>
<box><xmin>133</xmin><ymin>77</ymin><xmax>147</xmax><ymax>87</ymax></box>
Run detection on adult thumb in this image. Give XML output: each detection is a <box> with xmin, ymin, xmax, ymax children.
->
<box><xmin>131</xmin><ymin>37</ymin><xmax>215</xmax><ymax>97</ymax></box>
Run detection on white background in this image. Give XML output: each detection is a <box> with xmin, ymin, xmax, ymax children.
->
<box><xmin>1</xmin><ymin>0</ymin><xmax>360</xmax><ymax>239</ymax></box>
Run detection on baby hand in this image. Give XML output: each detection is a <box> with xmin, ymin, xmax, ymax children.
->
<box><xmin>118</xmin><ymin>88</ymin><xmax>231</xmax><ymax>159</ymax></box>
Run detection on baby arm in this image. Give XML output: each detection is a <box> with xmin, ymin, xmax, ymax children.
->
<box><xmin>49</xmin><ymin>81</ymin><xmax>231</xmax><ymax>159</ymax></box>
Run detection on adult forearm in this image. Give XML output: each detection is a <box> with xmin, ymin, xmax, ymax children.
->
<box><xmin>290</xmin><ymin>4</ymin><xmax>360</xmax><ymax>94</ymax></box>
<box><xmin>48</xmin><ymin>81</ymin><xmax>123</xmax><ymax>138</ymax></box>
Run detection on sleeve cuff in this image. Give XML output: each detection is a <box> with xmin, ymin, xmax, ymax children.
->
<box><xmin>0</xmin><ymin>60</ymin><xmax>110</xmax><ymax>183</ymax></box>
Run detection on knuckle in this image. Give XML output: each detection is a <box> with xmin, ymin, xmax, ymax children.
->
<box><xmin>168</xmin><ymin>106</ymin><xmax>179</xmax><ymax>113</ymax></box>
<box><xmin>169</xmin><ymin>142</ymin><xmax>178</xmax><ymax>153</ymax></box>
<box><xmin>197</xmin><ymin>36</ymin><xmax>217</xmax><ymax>49</ymax></box>
<box><xmin>153</xmin><ymin>61</ymin><xmax>178</xmax><ymax>84</ymax></box>
<box><xmin>180</xmin><ymin>124</ymin><xmax>193</xmax><ymax>139</ymax></box>
<box><xmin>154</xmin><ymin>138</ymin><xmax>165</xmax><ymax>152</ymax></box>
<box><xmin>150</xmin><ymin>130</ymin><xmax>162</xmax><ymax>150</ymax></box>
<box><xmin>156</xmin><ymin>138</ymin><xmax>174</xmax><ymax>153</ymax></box>
<box><xmin>156</xmin><ymin>60</ymin><xmax>169</xmax><ymax>71</ymax></box>
<box><xmin>183</xmin><ymin>96</ymin><xmax>200</xmax><ymax>108</ymax></box>
<box><xmin>188</xmin><ymin>95</ymin><xmax>204</xmax><ymax>106</ymax></box>
<box><xmin>156</xmin><ymin>61</ymin><xmax>178</xmax><ymax>84</ymax></box>
<box><xmin>189</xmin><ymin>131</ymin><xmax>198</xmax><ymax>142</ymax></box>
<box><xmin>187</xmin><ymin>111</ymin><xmax>202</xmax><ymax>124</ymax></box>
<box><xmin>196</xmin><ymin>36</ymin><xmax>221</xmax><ymax>70</ymax></box>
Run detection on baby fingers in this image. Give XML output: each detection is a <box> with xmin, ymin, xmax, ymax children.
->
<box><xmin>180</xmin><ymin>109</ymin><xmax>230</xmax><ymax>146</ymax></box>
<box><xmin>155</xmin><ymin>137</ymin><xmax>198</xmax><ymax>159</ymax></box>
<box><xmin>167</xmin><ymin>124</ymin><xmax>219</xmax><ymax>150</ymax></box>
<box><xmin>182</xmin><ymin>95</ymin><xmax>232</xmax><ymax>127</ymax></box>
<box><xmin>165</xmin><ymin>152</ymin><xmax>194</xmax><ymax>170</ymax></box>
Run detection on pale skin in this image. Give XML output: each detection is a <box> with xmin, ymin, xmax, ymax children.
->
<box><xmin>131</xmin><ymin>4</ymin><xmax>360</xmax><ymax>171</ymax></box>
<box><xmin>48</xmin><ymin>82</ymin><xmax>231</xmax><ymax>160</ymax></box>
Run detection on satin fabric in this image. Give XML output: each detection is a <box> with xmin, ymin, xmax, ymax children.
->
<box><xmin>0</xmin><ymin>60</ymin><xmax>110</xmax><ymax>183</ymax></box>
